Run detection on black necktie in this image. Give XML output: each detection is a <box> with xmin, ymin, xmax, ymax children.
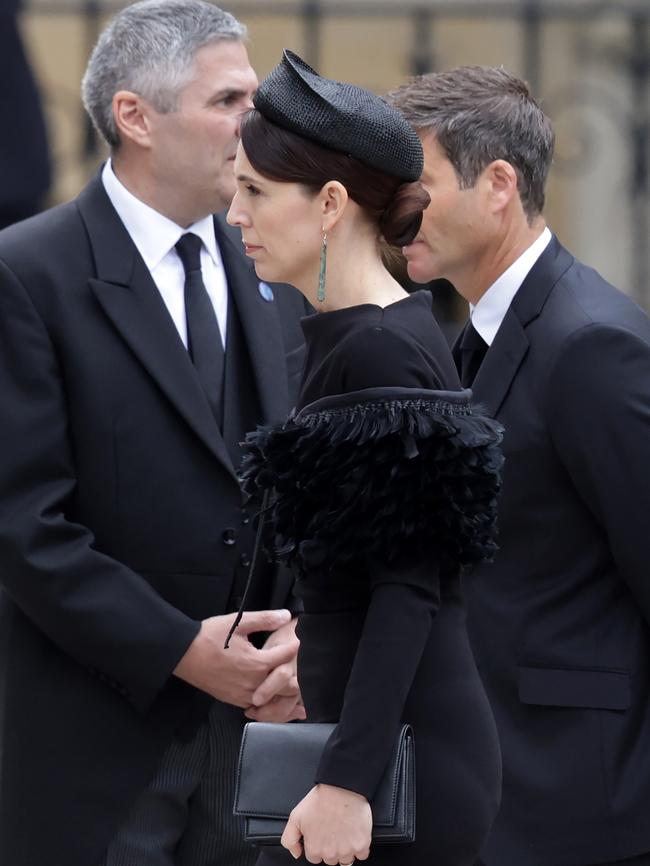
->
<box><xmin>175</xmin><ymin>233</ymin><xmax>225</xmax><ymax>428</ymax></box>
<box><xmin>459</xmin><ymin>321</ymin><xmax>489</xmax><ymax>388</ymax></box>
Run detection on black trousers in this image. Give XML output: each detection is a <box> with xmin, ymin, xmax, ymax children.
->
<box><xmin>99</xmin><ymin>703</ymin><xmax>255</xmax><ymax>866</ymax></box>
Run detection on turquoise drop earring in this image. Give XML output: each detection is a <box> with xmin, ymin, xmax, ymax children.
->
<box><xmin>317</xmin><ymin>231</ymin><xmax>327</xmax><ymax>303</ymax></box>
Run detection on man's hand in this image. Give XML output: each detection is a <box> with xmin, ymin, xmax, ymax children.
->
<box><xmin>245</xmin><ymin>618</ymin><xmax>306</xmax><ymax>722</ymax></box>
<box><xmin>173</xmin><ymin>609</ymin><xmax>297</xmax><ymax>707</ymax></box>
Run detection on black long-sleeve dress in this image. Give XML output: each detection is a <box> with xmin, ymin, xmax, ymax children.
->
<box><xmin>242</xmin><ymin>291</ymin><xmax>503</xmax><ymax>865</ymax></box>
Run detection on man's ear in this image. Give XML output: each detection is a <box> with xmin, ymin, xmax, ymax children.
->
<box><xmin>318</xmin><ymin>181</ymin><xmax>349</xmax><ymax>232</ymax></box>
<box><xmin>483</xmin><ymin>159</ymin><xmax>519</xmax><ymax>213</ymax></box>
<box><xmin>112</xmin><ymin>90</ymin><xmax>152</xmax><ymax>148</ymax></box>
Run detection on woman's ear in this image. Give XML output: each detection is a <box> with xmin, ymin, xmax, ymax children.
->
<box><xmin>318</xmin><ymin>181</ymin><xmax>349</xmax><ymax>232</ymax></box>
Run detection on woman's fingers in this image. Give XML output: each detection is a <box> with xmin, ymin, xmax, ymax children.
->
<box><xmin>281</xmin><ymin>815</ymin><xmax>304</xmax><ymax>860</ymax></box>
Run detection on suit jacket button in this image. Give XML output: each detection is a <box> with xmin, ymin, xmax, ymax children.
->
<box><xmin>222</xmin><ymin>528</ymin><xmax>237</xmax><ymax>546</ymax></box>
<box><xmin>241</xmin><ymin>510</ymin><xmax>250</xmax><ymax>525</ymax></box>
<box><xmin>240</xmin><ymin>553</ymin><xmax>251</xmax><ymax>568</ymax></box>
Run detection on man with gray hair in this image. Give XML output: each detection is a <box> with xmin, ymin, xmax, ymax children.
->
<box><xmin>0</xmin><ymin>2</ymin><xmax>306</xmax><ymax>865</ymax></box>
<box><xmin>390</xmin><ymin>67</ymin><xmax>650</xmax><ymax>866</ymax></box>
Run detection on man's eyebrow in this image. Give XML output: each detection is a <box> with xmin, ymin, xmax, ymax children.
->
<box><xmin>210</xmin><ymin>87</ymin><xmax>251</xmax><ymax>101</ymax></box>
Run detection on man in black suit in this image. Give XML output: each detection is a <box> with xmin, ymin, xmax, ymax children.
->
<box><xmin>0</xmin><ymin>0</ymin><xmax>50</xmax><ymax>227</ymax></box>
<box><xmin>389</xmin><ymin>67</ymin><xmax>650</xmax><ymax>866</ymax></box>
<box><xmin>0</xmin><ymin>2</ymin><xmax>307</xmax><ymax>865</ymax></box>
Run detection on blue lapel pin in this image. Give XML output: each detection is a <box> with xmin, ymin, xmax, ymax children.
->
<box><xmin>258</xmin><ymin>282</ymin><xmax>274</xmax><ymax>302</ymax></box>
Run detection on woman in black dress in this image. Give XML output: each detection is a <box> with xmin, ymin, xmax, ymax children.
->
<box><xmin>227</xmin><ymin>51</ymin><xmax>503</xmax><ymax>866</ymax></box>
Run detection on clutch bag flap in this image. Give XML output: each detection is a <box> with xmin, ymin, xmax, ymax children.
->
<box><xmin>234</xmin><ymin>721</ymin><xmax>415</xmax><ymax>845</ymax></box>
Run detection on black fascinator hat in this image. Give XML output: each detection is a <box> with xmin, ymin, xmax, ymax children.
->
<box><xmin>253</xmin><ymin>50</ymin><xmax>423</xmax><ymax>182</ymax></box>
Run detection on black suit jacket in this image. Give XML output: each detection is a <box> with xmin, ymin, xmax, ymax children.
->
<box><xmin>0</xmin><ymin>175</ymin><xmax>306</xmax><ymax>866</ymax></box>
<box><xmin>0</xmin><ymin>0</ymin><xmax>50</xmax><ymax>223</ymax></box>
<box><xmin>454</xmin><ymin>236</ymin><xmax>650</xmax><ymax>866</ymax></box>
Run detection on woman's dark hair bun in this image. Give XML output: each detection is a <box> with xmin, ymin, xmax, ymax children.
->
<box><xmin>379</xmin><ymin>181</ymin><xmax>431</xmax><ymax>247</ymax></box>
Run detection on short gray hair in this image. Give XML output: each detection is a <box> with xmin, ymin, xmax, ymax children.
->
<box><xmin>82</xmin><ymin>0</ymin><xmax>246</xmax><ymax>149</ymax></box>
<box><xmin>387</xmin><ymin>66</ymin><xmax>555</xmax><ymax>221</ymax></box>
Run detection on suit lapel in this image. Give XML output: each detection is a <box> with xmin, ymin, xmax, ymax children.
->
<box><xmin>452</xmin><ymin>318</ymin><xmax>528</xmax><ymax>417</ymax></box>
<box><xmin>77</xmin><ymin>176</ymin><xmax>237</xmax><ymax>478</ymax></box>
<box><xmin>459</xmin><ymin>235</ymin><xmax>574</xmax><ymax>417</ymax></box>
<box><xmin>214</xmin><ymin>215</ymin><xmax>289</xmax><ymax>424</ymax></box>
<box><xmin>471</xmin><ymin>311</ymin><xmax>529</xmax><ymax>416</ymax></box>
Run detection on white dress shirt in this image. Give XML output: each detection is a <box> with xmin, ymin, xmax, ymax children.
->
<box><xmin>470</xmin><ymin>227</ymin><xmax>552</xmax><ymax>346</ymax></box>
<box><xmin>102</xmin><ymin>160</ymin><xmax>228</xmax><ymax>348</ymax></box>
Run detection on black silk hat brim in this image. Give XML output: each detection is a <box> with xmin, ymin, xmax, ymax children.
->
<box><xmin>253</xmin><ymin>49</ymin><xmax>424</xmax><ymax>182</ymax></box>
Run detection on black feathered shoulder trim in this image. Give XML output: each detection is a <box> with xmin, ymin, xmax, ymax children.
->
<box><xmin>240</xmin><ymin>387</ymin><xmax>503</xmax><ymax>575</ymax></box>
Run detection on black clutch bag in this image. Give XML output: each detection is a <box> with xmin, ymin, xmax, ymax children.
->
<box><xmin>233</xmin><ymin>721</ymin><xmax>415</xmax><ymax>845</ymax></box>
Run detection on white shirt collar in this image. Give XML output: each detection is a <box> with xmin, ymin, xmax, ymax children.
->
<box><xmin>470</xmin><ymin>226</ymin><xmax>552</xmax><ymax>345</ymax></box>
<box><xmin>101</xmin><ymin>160</ymin><xmax>221</xmax><ymax>270</ymax></box>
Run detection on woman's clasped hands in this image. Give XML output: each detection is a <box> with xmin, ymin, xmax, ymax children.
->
<box><xmin>280</xmin><ymin>782</ymin><xmax>372</xmax><ymax>865</ymax></box>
